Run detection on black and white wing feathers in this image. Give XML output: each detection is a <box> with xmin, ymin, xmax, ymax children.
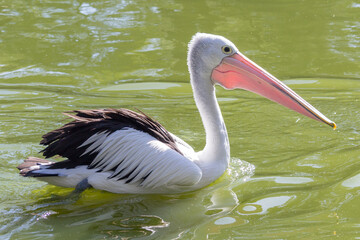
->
<box><xmin>33</xmin><ymin>109</ymin><xmax>202</xmax><ymax>189</ymax></box>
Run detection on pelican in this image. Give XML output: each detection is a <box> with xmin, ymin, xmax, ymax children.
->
<box><xmin>17</xmin><ymin>33</ymin><xmax>336</xmax><ymax>194</ymax></box>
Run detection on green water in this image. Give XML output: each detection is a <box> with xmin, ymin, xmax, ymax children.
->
<box><xmin>1</xmin><ymin>0</ymin><xmax>359</xmax><ymax>239</ymax></box>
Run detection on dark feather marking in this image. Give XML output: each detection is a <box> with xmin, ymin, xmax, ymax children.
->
<box><xmin>122</xmin><ymin>164</ymin><xmax>141</xmax><ymax>183</ymax></box>
<box><xmin>141</xmin><ymin>171</ymin><xmax>152</xmax><ymax>182</ymax></box>
<box><xmin>24</xmin><ymin>172</ymin><xmax>59</xmax><ymax>177</ymax></box>
<box><xmin>119</xmin><ymin>171</ymin><xmax>134</xmax><ymax>183</ymax></box>
<box><xmin>39</xmin><ymin>109</ymin><xmax>183</xmax><ymax>176</ymax></box>
<box><xmin>108</xmin><ymin>168</ymin><xmax>125</xmax><ymax>179</ymax></box>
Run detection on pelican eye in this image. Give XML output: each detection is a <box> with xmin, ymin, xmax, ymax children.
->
<box><xmin>221</xmin><ymin>45</ymin><xmax>232</xmax><ymax>55</ymax></box>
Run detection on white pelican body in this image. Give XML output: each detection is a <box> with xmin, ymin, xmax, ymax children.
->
<box><xmin>18</xmin><ymin>33</ymin><xmax>336</xmax><ymax>194</ymax></box>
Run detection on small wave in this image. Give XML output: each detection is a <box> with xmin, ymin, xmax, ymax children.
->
<box><xmin>0</xmin><ymin>66</ymin><xmax>68</xmax><ymax>79</ymax></box>
<box><xmin>227</xmin><ymin>158</ymin><xmax>255</xmax><ymax>185</ymax></box>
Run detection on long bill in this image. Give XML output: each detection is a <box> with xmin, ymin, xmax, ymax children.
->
<box><xmin>211</xmin><ymin>52</ymin><xmax>336</xmax><ymax>129</ymax></box>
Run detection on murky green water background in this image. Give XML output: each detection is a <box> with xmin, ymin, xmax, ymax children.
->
<box><xmin>1</xmin><ymin>0</ymin><xmax>359</xmax><ymax>239</ymax></box>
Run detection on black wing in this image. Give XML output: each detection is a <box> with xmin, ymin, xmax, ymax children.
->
<box><xmin>40</xmin><ymin>108</ymin><xmax>182</xmax><ymax>169</ymax></box>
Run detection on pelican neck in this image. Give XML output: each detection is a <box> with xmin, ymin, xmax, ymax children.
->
<box><xmin>190</xmin><ymin>69</ymin><xmax>230</xmax><ymax>168</ymax></box>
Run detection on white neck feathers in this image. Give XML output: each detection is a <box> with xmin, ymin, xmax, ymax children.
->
<box><xmin>187</xmin><ymin>34</ymin><xmax>230</xmax><ymax>182</ymax></box>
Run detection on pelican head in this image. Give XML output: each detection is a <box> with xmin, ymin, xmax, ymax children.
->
<box><xmin>188</xmin><ymin>33</ymin><xmax>336</xmax><ymax>129</ymax></box>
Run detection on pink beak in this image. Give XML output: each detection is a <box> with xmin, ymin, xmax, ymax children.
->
<box><xmin>211</xmin><ymin>52</ymin><xmax>336</xmax><ymax>129</ymax></box>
